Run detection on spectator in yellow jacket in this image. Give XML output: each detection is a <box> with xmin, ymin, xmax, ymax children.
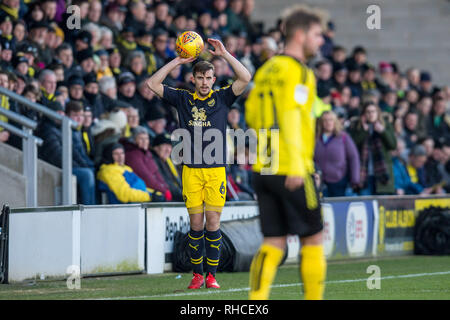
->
<box><xmin>97</xmin><ymin>142</ymin><xmax>165</xmax><ymax>204</ymax></box>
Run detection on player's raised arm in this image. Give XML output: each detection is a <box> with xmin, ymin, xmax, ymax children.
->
<box><xmin>207</xmin><ymin>38</ymin><xmax>252</xmax><ymax>95</ymax></box>
<box><xmin>146</xmin><ymin>56</ymin><xmax>195</xmax><ymax>98</ymax></box>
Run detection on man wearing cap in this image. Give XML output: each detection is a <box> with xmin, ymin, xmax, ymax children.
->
<box><xmin>0</xmin><ymin>37</ymin><xmax>14</xmax><ymax>71</ymax></box>
<box><xmin>12</xmin><ymin>54</ymin><xmax>29</xmax><ymax>79</ymax></box>
<box><xmin>67</xmin><ymin>75</ymin><xmax>92</xmax><ymax>117</ymax></box>
<box><xmin>28</xmin><ymin>20</ymin><xmax>53</xmax><ymax>66</ymax></box>
<box><xmin>76</xmin><ymin>48</ymin><xmax>96</xmax><ymax>75</ymax></box>
<box><xmin>151</xmin><ymin>133</ymin><xmax>183</xmax><ymax>201</ymax></box>
<box><xmin>392</xmin><ymin>141</ymin><xmax>426</xmax><ymax>195</ymax></box>
<box><xmin>117</xmin><ymin>71</ymin><xmax>143</xmax><ymax>116</ymax></box>
<box><xmin>83</xmin><ymin>72</ymin><xmax>105</xmax><ymax>120</ymax></box>
<box><xmin>419</xmin><ymin>71</ymin><xmax>433</xmax><ymax>97</ymax></box>
<box><xmin>143</xmin><ymin>106</ymin><xmax>167</xmax><ymax>145</ymax></box>
<box><xmin>75</xmin><ymin>30</ymin><xmax>92</xmax><ymax>53</ymax></box>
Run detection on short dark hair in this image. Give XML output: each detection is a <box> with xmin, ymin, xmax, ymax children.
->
<box><xmin>193</xmin><ymin>61</ymin><xmax>215</xmax><ymax>76</ymax></box>
<box><xmin>23</xmin><ymin>84</ymin><xmax>41</xmax><ymax>99</ymax></box>
<box><xmin>280</xmin><ymin>4</ymin><xmax>325</xmax><ymax>41</ymax></box>
<box><xmin>55</xmin><ymin>42</ymin><xmax>72</xmax><ymax>55</ymax></box>
<box><xmin>65</xmin><ymin>100</ymin><xmax>84</xmax><ymax>115</ymax></box>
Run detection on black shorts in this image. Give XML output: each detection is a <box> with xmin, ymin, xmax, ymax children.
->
<box><xmin>252</xmin><ymin>172</ymin><xmax>323</xmax><ymax>238</ymax></box>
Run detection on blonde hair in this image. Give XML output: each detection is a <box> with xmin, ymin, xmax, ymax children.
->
<box><xmin>280</xmin><ymin>4</ymin><xmax>328</xmax><ymax>41</ymax></box>
<box><xmin>316</xmin><ymin>110</ymin><xmax>343</xmax><ymax>137</ymax></box>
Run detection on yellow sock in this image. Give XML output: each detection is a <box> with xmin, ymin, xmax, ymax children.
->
<box><xmin>300</xmin><ymin>245</ymin><xmax>326</xmax><ymax>300</ymax></box>
<box><xmin>248</xmin><ymin>243</ymin><xmax>284</xmax><ymax>300</ymax></box>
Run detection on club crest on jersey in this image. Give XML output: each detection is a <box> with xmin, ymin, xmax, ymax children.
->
<box><xmin>189</xmin><ymin>106</ymin><xmax>211</xmax><ymax>127</ymax></box>
<box><xmin>207</xmin><ymin>99</ymin><xmax>215</xmax><ymax>107</ymax></box>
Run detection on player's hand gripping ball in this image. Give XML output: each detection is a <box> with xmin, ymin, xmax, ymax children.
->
<box><xmin>175</xmin><ymin>31</ymin><xmax>204</xmax><ymax>59</ymax></box>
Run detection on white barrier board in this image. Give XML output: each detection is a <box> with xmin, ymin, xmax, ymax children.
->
<box><xmin>8</xmin><ymin>210</ymin><xmax>80</xmax><ymax>282</ymax></box>
<box><xmin>81</xmin><ymin>206</ymin><xmax>145</xmax><ymax>275</ymax></box>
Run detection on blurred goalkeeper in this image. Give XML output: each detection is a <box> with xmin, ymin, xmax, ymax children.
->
<box><xmin>245</xmin><ymin>5</ymin><xmax>327</xmax><ymax>300</ymax></box>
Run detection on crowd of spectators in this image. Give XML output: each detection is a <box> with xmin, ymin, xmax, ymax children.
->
<box><xmin>0</xmin><ymin>0</ymin><xmax>448</xmax><ymax>204</ymax></box>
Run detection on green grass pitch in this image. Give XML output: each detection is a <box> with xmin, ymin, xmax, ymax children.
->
<box><xmin>0</xmin><ymin>256</ymin><xmax>449</xmax><ymax>300</ymax></box>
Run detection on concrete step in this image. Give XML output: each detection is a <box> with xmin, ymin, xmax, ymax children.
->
<box><xmin>0</xmin><ymin>161</ymin><xmax>26</xmax><ymax>208</ymax></box>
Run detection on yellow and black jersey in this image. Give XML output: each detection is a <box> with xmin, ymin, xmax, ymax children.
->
<box><xmin>245</xmin><ymin>54</ymin><xmax>317</xmax><ymax>177</ymax></box>
<box><xmin>163</xmin><ymin>85</ymin><xmax>238</xmax><ymax>168</ymax></box>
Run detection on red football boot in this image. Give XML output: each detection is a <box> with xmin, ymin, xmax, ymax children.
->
<box><xmin>205</xmin><ymin>272</ymin><xmax>220</xmax><ymax>289</ymax></box>
<box><xmin>187</xmin><ymin>273</ymin><xmax>204</xmax><ymax>289</ymax></box>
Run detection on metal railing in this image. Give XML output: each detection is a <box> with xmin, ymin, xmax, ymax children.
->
<box><xmin>0</xmin><ymin>120</ymin><xmax>41</xmax><ymax>206</ymax></box>
<box><xmin>0</xmin><ymin>86</ymin><xmax>78</xmax><ymax>206</ymax></box>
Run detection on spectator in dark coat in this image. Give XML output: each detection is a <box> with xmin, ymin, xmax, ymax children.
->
<box><xmin>36</xmin><ymin>103</ymin><xmax>65</xmax><ymax>167</ymax></box>
<box><xmin>117</xmin><ymin>71</ymin><xmax>144</xmax><ymax>117</ymax></box>
<box><xmin>314</xmin><ymin>111</ymin><xmax>360</xmax><ymax>197</ymax></box>
<box><xmin>121</xmin><ymin>126</ymin><xmax>171</xmax><ymax>200</ymax></box>
<box><xmin>320</xmin><ymin>21</ymin><xmax>335</xmax><ymax>60</ymax></box>
<box><xmin>81</xmin><ymin>105</ymin><xmax>95</xmax><ymax>161</ymax></box>
<box><xmin>151</xmin><ymin>133</ymin><xmax>183</xmax><ymax>201</ymax></box>
<box><xmin>56</xmin><ymin>42</ymin><xmax>83</xmax><ymax>82</ymax></box>
<box><xmin>142</xmin><ymin>106</ymin><xmax>167</xmax><ymax>145</ymax></box>
<box><xmin>66</xmin><ymin>101</ymin><xmax>96</xmax><ymax>205</ymax></box>
<box><xmin>349</xmin><ymin>102</ymin><xmax>397</xmax><ymax>195</ymax></box>
<box><xmin>403</xmin><ymin>111</ymin><xmax>422</xmax><ymax>149</ymax></box>
<box><xmin>427</xmin><ymin>97</ymin><xmax>450</xmax><ymax>146</ymax></box>
<box><xmin>83</xmin><ymin>72</ymin><xmax>105</xmax><ymax>120</ymax></box>
<box><xmin>98</xmin><ymin>75</ymin><xmax>118</xmax><ymax>113</ymax></box>
<box><xmin>423</xmin><ymin>139</ymin><xmax>449</xmax><ymax>194</ymax></box>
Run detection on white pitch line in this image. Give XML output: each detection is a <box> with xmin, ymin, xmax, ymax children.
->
<box><xmin>95</xmin><ymin>270</ymin><xmax>450</xmax><ymax>300</ymax></box>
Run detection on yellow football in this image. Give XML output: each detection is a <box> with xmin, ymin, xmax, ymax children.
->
<box><xmin>175</xmin><ymin>31</ymin><xmax>204</xmax><ymax>59</ymax></box>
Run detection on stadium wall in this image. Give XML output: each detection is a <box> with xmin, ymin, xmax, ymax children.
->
<box><xmin>6</xmin><ymin>196</ymin><xmax>449</xmax><ymax>282</ymax></box>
